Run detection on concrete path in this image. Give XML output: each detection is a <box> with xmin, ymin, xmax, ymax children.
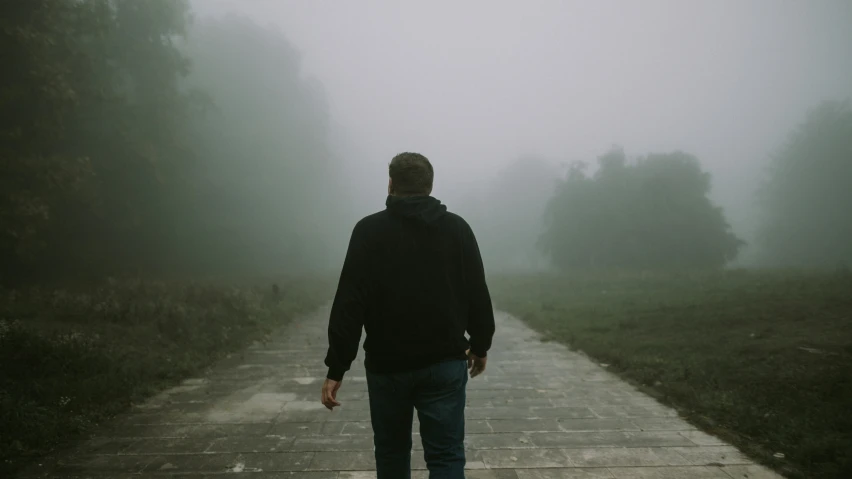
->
<box><xmin>22</xmin><ymin>308</ymin><xmax>783</xmax><ymax>478</ymax></box>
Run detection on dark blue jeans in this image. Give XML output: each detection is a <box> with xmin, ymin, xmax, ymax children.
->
<box><xmin>366</xmin><ymin>360</ymin><xmax>468</xmax><ymax>478</ymax></box>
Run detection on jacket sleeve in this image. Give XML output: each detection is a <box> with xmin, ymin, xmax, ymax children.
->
<box><xmin>324</xmin><ymin>222</ymin><xmax>368</xmax><ymax>381</ymax></box>
<box><xmin>463</xmin><ymin>223</ymin><xmax>495</xmax><ymax>358</ymax></box>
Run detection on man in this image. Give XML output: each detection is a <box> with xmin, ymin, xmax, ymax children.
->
<box><xmin>322</xmin><ymin>152</ymin><xmax>496</xmax><ymax>478</ymax></box>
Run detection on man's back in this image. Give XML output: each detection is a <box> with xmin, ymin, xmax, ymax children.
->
<box><xmin>324</xmin><ymin>194</ymin><xmax>494</xmax><ymax>380</ymax></box>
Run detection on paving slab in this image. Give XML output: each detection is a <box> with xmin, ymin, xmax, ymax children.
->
<box><xmin>17</xmin><ymin>307</ymin><xmax>784</xmax><ymax>478</ymax></box>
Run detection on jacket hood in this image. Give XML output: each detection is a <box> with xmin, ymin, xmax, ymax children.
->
<box><xmin>385</xmin><ymin>195</ymin><xmax>447</xmax><ymax>223</ymax></box>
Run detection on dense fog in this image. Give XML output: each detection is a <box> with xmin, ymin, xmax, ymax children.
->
<box><xmin>193</xmin><ymin>0</ymin><xmax>852</xmax><ymax>272</ymax></box>
<box><xmin>4</xmin><ymin>0</ymin><xmax>852</xmax><ymax>282</ymax></box>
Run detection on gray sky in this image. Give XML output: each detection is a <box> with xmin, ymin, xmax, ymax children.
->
<box><xmin>193</xmin><ymin>0</ymin><xmax>852</xmax><ymax>239</ymax></box>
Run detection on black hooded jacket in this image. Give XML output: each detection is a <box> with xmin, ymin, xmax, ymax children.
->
<box><xmin>324</xmin><ymin>195</ymin><xmax>495</xmax><ymax>381</ymax></box>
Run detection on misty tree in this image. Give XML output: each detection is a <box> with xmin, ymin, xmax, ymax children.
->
<box><xmin>181</xmin><ymin>15</ymin><xmax>343</xmax><ymax>274</ymax></box>
<box><xmin>539</xmin><ymin>148</ymin><xmax>743</xmax><ymax>270</ymax></box>
<box><xmin>1</xmin><ymin>1</ymin><xmax>349</xmax><ymax>284</ymax></box>
<box><xmin>68</xmin><ymin>0</ymin><xmax>195</xmax><ymax>274</ymax></box>
<box><xmin>757</xmin><ymin>100</ymin><xmax>852</xmax><ymax>268</ymax></box>
<box><xmin>1</xmin><ymin>0</ymin><xmax>99</xmax><ymax>278</ymax></box>
<box><xmin>1</xmin><ymin>0</ymin><xmax>194</xmax><ymax>280</ymax></box>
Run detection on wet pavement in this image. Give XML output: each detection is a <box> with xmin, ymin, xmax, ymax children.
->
<box><xmin>20</xmin><ymin>307</ymin><xmax>783</xmax><ymax>478</ymax></box>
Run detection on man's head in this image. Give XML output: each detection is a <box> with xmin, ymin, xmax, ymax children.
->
<box><xmin>388</xmin><ymin>152</ymin><xmax>433</xmax><ymax>196</ymax></box>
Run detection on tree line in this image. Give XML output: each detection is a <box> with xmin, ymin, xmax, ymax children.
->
<box><xmin>2</xmin><ymin>1</ymin><xmax>347</xmax><ymax>284</ymax></box>
<box><xmin>3</xmin><ymin>1</ymin><xmax>850</xmax><ymax>281</ymax></box>
<box><xmin>536</xmin><ymin>100</ymin><xmax>852</xmax><ymax>271</ymax></box>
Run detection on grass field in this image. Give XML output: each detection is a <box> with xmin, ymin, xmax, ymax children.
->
<box><xmin>490</xmin><ymin>269</ymin><xmax>852</xmax><ymax>479</ymax></box>
<box><xmin>0</xmin><ymin>276</ymin><xmax>334</xmax><ymax>476</ymax></box>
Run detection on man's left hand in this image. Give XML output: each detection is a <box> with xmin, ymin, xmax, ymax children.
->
<box><xmin>321</xmin><ymin>378</ymin><xmax>342</xmax><ymax>410</ymax></box>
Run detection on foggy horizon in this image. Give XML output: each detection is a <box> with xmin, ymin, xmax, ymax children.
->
<box><xmin>194</xmin><ymin>0</ymin><xmax>852</xmax><ymax>259</ymax></box>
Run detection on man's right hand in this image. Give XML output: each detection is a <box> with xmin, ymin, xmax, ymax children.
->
<box><xmin>468</xmin><ymin>352</ymin><xmax>487</xmax><ymax>378</ymax></box>
<box><xmin>321</xmin><ymin>378</ymin><xmax>342</xmax><ymax>410</ymax></box>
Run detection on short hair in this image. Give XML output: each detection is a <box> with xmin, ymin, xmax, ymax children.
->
<box><xmin>388</xmin><ymin>152</ymin><xmax>434</xmax><ymax>196</ymax></box>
